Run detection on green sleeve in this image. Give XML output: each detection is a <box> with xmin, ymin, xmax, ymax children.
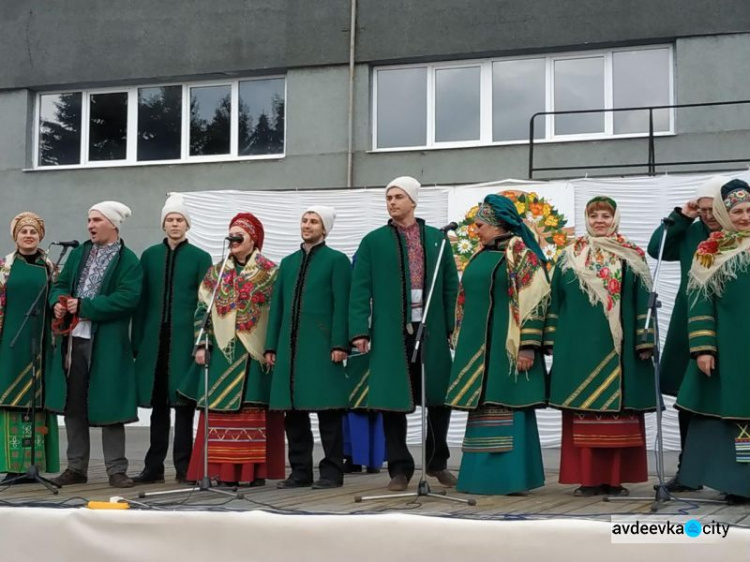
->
<box><xmin>647</xmin><ymin>209</ymin><xmax>694</xmax><ymax>262</ymax></box>
<box><xmin>331</xmin><ymin>253</ymin><xmax>352</xmax><ymax>351</ymax></box>
<box><xmin>194</xmin><ymin>268</ymin><xmax>213</xmax><ymax>345</ymax></box>
<box><xmin>198</xmin><ymin>251</ymin><xmax>212</xmax><ymax>286</ymax></box>
<box><xmin>264</xmin><ymin>266</ymin><xmax>284</xmax><ymax>353</ymax></box>
<box><xmin>543</xmin><ymin>266</ymin><xmax>562</xmax><ymax>350</ymax></box>
<box><xmin>634</xmin><ymin>274</ymin><xmax>656</xmax><ymax>352</ymax></box>
<box><xmin>79</xmin><ymin>257</ymin><xmax>143</xmax><ymax>322</ymax></box>
<box><xmin>49</xmin><ymin>250</ymin><xmax>78</xmax><ymax>306</ymax></box>
<box><xmin>686</xmin><ymin>288</ymin><xmax>717</xmax><ymax>357</ymax></box>
<box><xmin>131</xmin><ymin>254</ymin><xmax>149</xmax><ymax>357</ymax></box>
<box><xmin>521</xmin><ymin>308</ymin><xmax>545</xmax><ymax>349</ymax></box>
<box><xmin>349</xmin><ymin>240</ymin><xmax>373</xmax><ymax>342</ymax></box>
<box><xmin>442</xmin><ymin>233</ymin><xmax>459</xmax><ymax>336</ymax></box>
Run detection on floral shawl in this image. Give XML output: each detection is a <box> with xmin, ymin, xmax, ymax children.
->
<box><xmin>199</xmin><ymin>249</ymin><xmax>278</xmax><ymax>364</ymax></box>
<box><xmin>561</xmin><ymin>204</ymin><xmax>652</xmax><ymax>354</ymax></box>
<box><xmin>454</xmin><ymin>236</ymin><xmax>550</xmax><ymax>370</ymax></box>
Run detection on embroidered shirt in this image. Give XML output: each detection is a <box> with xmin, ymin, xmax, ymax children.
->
<box><xmin>73</xmin><ymin>240</ymin><xmax>121</xmax><ymax>339</ymax></box>
<box><xmin>399</xmin><ymin>222</ymin><xmax>424</xmax><ymax>322</ymax></box>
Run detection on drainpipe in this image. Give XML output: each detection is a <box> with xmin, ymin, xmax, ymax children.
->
<box><xmin>346</xmin><ymin>0</ymin><xmax>357</xmax><ymax>187</ymax></box>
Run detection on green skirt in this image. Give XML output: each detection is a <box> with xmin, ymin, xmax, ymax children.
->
<box><xmin>0</xmin><ymin>410</ymin><xmax>60</xmax><ymax>474</ymax></box>
<box><xmin>456</xmin><ymin>407</ymin><xmax>544</xmax><ymax>495</ymax></box>
<box><xmin>680</xmin><ymin>416</ymin><xmax>750</xmax><ymax>498</ymax></box>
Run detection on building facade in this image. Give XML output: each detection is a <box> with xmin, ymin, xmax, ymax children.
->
<box><xmin>1</xmin><ymin>1</ymin><xmax>749</xmax><ymax>250</ymax></box>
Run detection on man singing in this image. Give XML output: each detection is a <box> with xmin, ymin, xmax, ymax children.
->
<box><xmin>131</xmin><ymin>194</ymin><xmax>212</xmax><ymax>484</ymax></box>
<box><xmin>265</xmin><ymin>206</ymin><xmax>351</xmax><ymax>489</ymax></box>
<box><xmin>350</xmin><ymin>176</ymin><xmax>459</xmax><ymax>492</ymax></box>
<box><xmin>48</xmin><ymin>201</ymin><xmax>142</xmax><ymax>488</ymax></box>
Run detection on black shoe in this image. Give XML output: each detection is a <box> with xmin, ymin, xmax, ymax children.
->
<box><xmin>1</xmin><ymin>472</ymin><xmax>34</xmax><ymax>486</ymax></box>
<box><xmin>132</xmin><ymin>469</ymin><xmax>165</xmax><ymax>485</ymax></box>
<box><xmin>247</xmin><ymin>478</ymin><xmax>266</xmax><ymax>488</ymax></box>
<box><xmin>343</xmin><ymin>458</ymin><xmax>362</xmax><ymax>474</ymax></box>
<box><xmin>654</xmin><ymin>476</ymin><xmax>703</xmax><ymax>493</ymax></box>
<box><xmin>312</xmin><ymin>478</ymin><xmax>343</xmax><ymax>490</ymax></box>
<box><xmin>366</xmin><ymin>467</ymin><xmax>381</xmax><ymax>474</ymax></box>
<box><xmin>573</xmin><ymin>485</ymin><xmax>602</xmax><ymax>497</ymax></box>
<box><xmin>725</xmin><ymin>494</ymin><xmax>750</xmax><ymax>505</ymax></box>
<box><xmin>51</xmin><ymin>469</ymin><xmax>88</xmax><ymax>487</ymax></box>
<box><xmin>276</xmin><ymin>477</ymin><xmax>312</xmax><ymax>489</ymax></box>
<box><xmin>387</xmin><ymin>474</ymin><xmax>409</xmax><ymax>492</ymax></box>
<box><xmin>175</xmin><ymin>472</ymin><xmax>192</xmax><ymax>484</ymax></box>
<box><xmin>603</xmin><ymin>485</ymin><xmax>629</xmax><ymax>497</ymax></box>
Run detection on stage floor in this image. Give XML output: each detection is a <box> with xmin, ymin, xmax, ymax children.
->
<box><xmin>0</xmin><ymin>428</ymin><xmax>747</xmax><ymax>524</ymax></box>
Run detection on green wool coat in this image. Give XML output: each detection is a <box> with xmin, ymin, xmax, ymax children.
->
<box><xmin>676</xmin><ymin>265</ymin><xmax>750</xmax><ymax>420</ymax></box>
<box><xmin>349</xmin><ymin>219</ymin><xmax>459</xmax><ymax>412</ymax></box>
<box><xmin>546</xmin><ymin>264</ymin><xmax>657</xmax><ymax>413</ymax></box>
<box><xmin>266</xmin><ymin>244</ymin><xmax>351</xmax><ymax>411</ymax></box>
<box><xmin>647</xmin><ymin>209</ymin><xmax>709</xmax><ymax>395</ymax></box>
<box><xmin>47</xmin><ymin>241</ymin><xmax>142</xmax><ymax>426</ymax></box>
<box><xmin>446</xmin><ymin>248</ymin><xmax>546</xmax><ymax>411</ymax></box>
<box><xmin>132</xmin><ymin>240</ymin><xmax>212</xmax><ymax>407</ymax></box>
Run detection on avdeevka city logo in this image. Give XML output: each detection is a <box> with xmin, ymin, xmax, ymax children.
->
<box><xmin>684</xmin><ymin>519</ymin><xmax>702</xmax><ymax>538</ymax></box>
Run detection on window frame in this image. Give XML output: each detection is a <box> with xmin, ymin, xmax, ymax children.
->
<box><xmin>371</xmin><ymin>45</ymin><xmax>674</xmax><ymax>152</ymax></box>
<box><xmin>32</xmin><ymin>76</ymin><xmax>287</xmax><ymax>170</ymax></box>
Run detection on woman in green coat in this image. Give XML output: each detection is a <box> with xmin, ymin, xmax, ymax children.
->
<box><xmin>447</xmin><ymin>195</ymin><xmax>549</xmax><ymax>495</ymax></box>
<box><xmin>0</xmin><ymin>213</ymin><xmax>59</xmax><ymax>482</ymax></box>
<box><xmin>547</xmin><ymin>196</ymin><xmax>657</xmax><ymax>497</ymax></box>
<box><xmin>677</xmin><ymin>179</ymin><xmax>750</xmax><ymax>504</ymax></box>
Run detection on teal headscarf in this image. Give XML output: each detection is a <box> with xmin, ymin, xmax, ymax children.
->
<box><xmin>476</xmin><ymin>194</ymin><xmax>547</xmax><ymax>263</ymax></box>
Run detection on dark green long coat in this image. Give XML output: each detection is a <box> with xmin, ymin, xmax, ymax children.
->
<box><xmin>546</xmin><ymin>264</ymin><xmax>657</xmax><ymax>413</ymax></box>
<box><xmin>647</xmin><ymin>209</ymin><xmax>709</xmax><ymax>395</ymax></box>
<box><xmin>46</xmin><ymin>241</ymin><xmax>142</xmax><ymax>426</ymax></box>
<box><xmin>349</xmin><ymin>219</ymin><xmax>459</xmax><ymax>412</ymax></box>
<box><xmin>132</xmin><ymin>239</ymin><xmax>212</xmax><ymax>407</ymax></box>
<box><xmin>266</xmin><ymin>243</ymin><xmax>351</xmax><ymax>411</ymax></box>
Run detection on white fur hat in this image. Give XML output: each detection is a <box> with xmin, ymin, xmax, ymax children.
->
<box><xmin>161</xmin><ymin>194</ymin><xmax>191</xmax><ymax>228</ymax></box>
<box><xmin>386</xmin><ymin>176</ymin><xmax>421</xmax><ymax>205</ymax></box>
<box><xmin>89</xmin><ymin>201</ymin><xmax>132</xmax><ymax>229</ymax></box>
<box><xmin>696</xmin><ymin>176</ymin><xmax>730</xmax><ymax>200</ymax></box>
<box><xmin>304</xmin><ymin>205</ymin><xmax>336</xmax><ymax>236</ymax></box>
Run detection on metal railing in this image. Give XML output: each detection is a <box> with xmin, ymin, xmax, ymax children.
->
<box><xmin>528</xmin><ymin>99</ymin><xmax>750</xmax><ymax>179</ymax></box>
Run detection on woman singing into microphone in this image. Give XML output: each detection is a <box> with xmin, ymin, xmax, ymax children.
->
<box><xmin>178</xmin><ymin>213</ymin><xmax>284</xmax><ymax>486</ymax></box>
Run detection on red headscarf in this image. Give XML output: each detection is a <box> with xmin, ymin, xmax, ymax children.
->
<box><xmin>229</xmin><ymin>212</ymin><xmax>265</xmax><ymax>251</ymax></box>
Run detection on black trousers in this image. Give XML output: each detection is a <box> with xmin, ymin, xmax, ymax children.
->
<box><xmin>676</xmin><ymin>408</ymin><xmax>692</xmax><ymax>474</ymax></box>
<box><xmin>382</xmin><ymin>326</ymin><xmax>451</xmax><ymax>480</ymax></box>
<box><xmin>285</xmin><ymin>409</ymin><xmax>344</xmax><ymax>484</ymax></box>
<box><xmin>143</xmin><ymin>329</ymin><xmax>195</xmax><ymax>477</ymax></box>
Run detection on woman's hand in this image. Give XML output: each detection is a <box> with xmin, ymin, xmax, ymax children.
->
<box><xmin>696</xmin><ymin>354</ymin><xmax>715</xmax><ymax>377</ymax></box>
<box><xmin>352</xmin><ymin>338</ymin><xmax>370</xmax><ymax>354</ymax></box>
<box><xmin>331</xmin><ymin>350</ymin><xmax>347</xmax><ymax>363</ymax></box>
<box><xmin>195</xmin><ymin>348</ymin><xmax>207</xmax><ymax>366</ymax></box>
<box><xmin>639</xmin><ymin>350</ymin><xmax>653</xmax><ymax>361</ymax></box>
<box><xmin>264</xmin><ymin>352</ymin><xmax>276</xmax><ymax>367</ymax></box>
<box><xmin>517</xmin><ymin>349</ymin><xmax>535</xmax><ymax>372</ymax></box>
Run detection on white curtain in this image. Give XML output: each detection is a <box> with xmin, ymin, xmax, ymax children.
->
<box><xmin>174</xmin><ymin>170</ymin><xmax>750</xmax><ymax>450</ymax></box>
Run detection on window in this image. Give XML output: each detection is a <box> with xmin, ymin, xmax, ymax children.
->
<box><xmin>35</xmin><ymin>77</ymin><xmax>285</xmax><ymax>169</ymax></box>
<box><xmin>373</xmin><ymin>46</ymin><xmax>673</xmax><ymax>150</ymax></box>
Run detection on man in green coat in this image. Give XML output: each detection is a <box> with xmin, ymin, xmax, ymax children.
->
<box><xmin>48</xmin><ymin>201</ymin><xmax>142</xmax><ymax>488</ymax></box>
<box><xmin>350</xmin><ymin>176</ymin><xmax>459</xmax><ymax>492</ymax></box>
<box><xmin>647</xmin><ymin>176</ymin><xmax>723</xmax><ymax>492</ymax></box>
<box><xmin>265</xmin><ymin>206</ymin><xmax>351</xmax><ymax>489</ymax></box>
<box><xmin>131</xmin><ymin>195</ymin><xmax>212</xmax><ymax>485</ymax></box>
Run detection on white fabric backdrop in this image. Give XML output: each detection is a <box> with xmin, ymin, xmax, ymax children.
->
<box><xmin>170</xmin><ymin>170</ymin><xmax>750</xmax><ymax>450</ymax></box>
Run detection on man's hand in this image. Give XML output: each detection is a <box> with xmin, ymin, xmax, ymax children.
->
<box><xmin>264</xmin><ymin>352</ymin><xmax>276</xmax><ymax>367</ymax></box>
<box><xmin>54</xmin><ymin>302</ymin><xmax>67</xmax><ymax>319</ymax></box>
<box><xmin>65</xmin><ymin>298</ymin><xmax>79</xmax><ymax>314</ymax></box>
<box><xmin>697</xmin><ymin>354</ymin><xmax>715</xmax><ymax>377</ymax></box>
<box><xmin>352</xmin><ymin>338</ymin><xmax>370</xmax><ymax>354</ymax></box>
<box><xmin>639</xmin><ymin>350</ymin><xmax>653</xmax><ymax>361</ymax></box>
<box><xmin>195</xmin><ymin>348</ymin><xmax>207</xmax><ymax>366</ymax></box>
<box><xmin>516</xmin><ymin>349</ymin><xmax>535</xmax><ymax>372</ymax></box>
<box><xmin>682</xmin><ymin>200</ymin><xmax>700</xmax><ymax>219</ymax></box>
<box><xmin>331</xmin><ymin>350</ymin><xmax>348</xmax><ymax>363</ymax></box>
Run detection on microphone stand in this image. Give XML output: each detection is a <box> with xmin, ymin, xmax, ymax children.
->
<box><xmin>606</xmin><ymin>217</ymin><xmax>724</xmax><ymax>511</ymax></box>
<box><xmin>2</xmin><ymin>244</ymin><xmax>70</xmax><ymax>493</ymax></box>
<box><xmin>140</xmin><ymin>243</ymin><xmax>242</xmax><ymax>501</ymax></box>
<box><xmin>355</xmin><ymin>229</ymin><xmax>475</xmax><ymax>506</ymax></box>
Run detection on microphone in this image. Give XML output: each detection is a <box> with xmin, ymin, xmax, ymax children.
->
<box><xmin>52</xmin><ymin>240</ymin><xmax>80</xmax><ymax>248</ymax></box>
<box><xmin>440</xmin><ymin>222</ymin><xmax>459</xmax><ymax>233</ymax></box>
<box><xmin>225</xmin><ymin>234</ymin><xmax>244</xmax><ymax>243</ymax></box>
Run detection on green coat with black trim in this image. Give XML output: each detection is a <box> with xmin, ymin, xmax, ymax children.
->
<box><xmin>349</xmin><ymin>219</ymin><xmax>459</xmax><ymax>412</ymax></box>
<box><xmin>46</xmin><ymin>240</ymin><xmax>142</xmax><ymax>426</ymax></box>
<box><xmin>545</xmin><ymin>263</ymin><xmax>657</xmax><ymax>413</ymax></box>
<box><xmin>647</xmin><ymin>209</ymin><xmax>710</xmax><ymax>396</ymax></box>
<box><xmin>132</xmin><ymin>240</ymin><xmax>212</xmax><ymax>407</ymax></box>
<box><xmin>676</xmin><ymin>266</ymin><xmax>750</xmax><ymax>420</ymax></box>
<box><xmin>266</xmin><ymin>243</ymin><xmax>351</xmax><ymax>411</ymax></box>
